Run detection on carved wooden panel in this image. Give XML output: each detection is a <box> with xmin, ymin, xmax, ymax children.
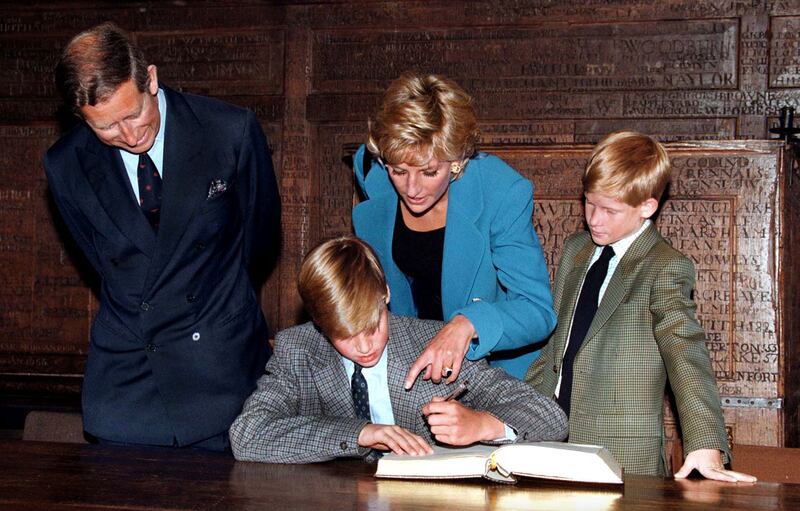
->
<box><xmin>0</xmin><ymin>124</ymin><xmax>87</xmax><ymax>397</ymax></box>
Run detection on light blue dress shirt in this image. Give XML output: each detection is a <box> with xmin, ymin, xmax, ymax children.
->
<box><xmin>340</xmin><ymin>348</ymin><xmax>395</xmax><ymax>426</ymax></box>
<box><xmin>119</xmin><ymin>88</ymin><xmax>167</xmax><ymax>203</ymax></box>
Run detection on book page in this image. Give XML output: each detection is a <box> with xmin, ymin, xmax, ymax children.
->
<box><xmin>376</xmin><ymin>445</ymin><xmax>496</xmax><ymax>480</ymax></box>
<box><xmin>494</xmin><ymin>443</ymin><xmax>623</xmax><ymax>484</ymax></box>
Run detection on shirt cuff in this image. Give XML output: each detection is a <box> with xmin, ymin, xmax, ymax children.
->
<box><xmin>493</xmin><ymin>424</ymin><xmax>518</xmax><ymax>442</ymax></box>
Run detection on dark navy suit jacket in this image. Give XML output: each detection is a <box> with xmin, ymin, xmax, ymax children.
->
<box><xmin>44</xmin><ymin>86</ymin><xmax>280</xmax><ymax>446</ymax></box>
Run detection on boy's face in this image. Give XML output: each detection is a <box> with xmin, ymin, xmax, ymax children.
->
<box><xmin>330</xmin><ymin>307</ymin><xmax>390</xmax><ymax>367</ymax></box>
<box><xmin>584</xmin><ymin>191</ymin><xmax>658</xmax><ymax>246</ymax></box>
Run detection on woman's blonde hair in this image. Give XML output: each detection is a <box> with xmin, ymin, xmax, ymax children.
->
<box><xmin>298</xmin><ymin>236</ymin><xmax>388</xmax><ymax>340</ymax></box>
<box><xmin>583</xmin><ymin>131</ymin><xmax>671</xmax><ymax>206</ymax></box>
<box><xmin>367</xmin><ymin>71</ymin><xmax>479</xmax><ymax>170</ymax></box>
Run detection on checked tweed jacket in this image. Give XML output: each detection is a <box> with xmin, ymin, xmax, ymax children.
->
<box><xmin>526</xmin><ymin>224</ymin><xmax>729</xmax><ymax>476</ymax></box>
<box><xmin>230</xmin><ymin>314</ymin><xmax>568</xmax><ymax>464</ymax></box>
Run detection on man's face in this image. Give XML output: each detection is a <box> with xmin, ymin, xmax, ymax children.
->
<box><xmin>80</xmin><ymin>65</ymin><xmax>160</xmax><ymax>154</ymax></box>
<box><xmin>584</xmin><ymin>191</ymin><xmax>657</xmax><ymax>246</ymax></box>
<box><xmin>330</xmin><ymin>307</ymin><xmax>390</xmax><ymax>368</ymax></box>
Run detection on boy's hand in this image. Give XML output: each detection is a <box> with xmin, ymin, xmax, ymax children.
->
<box><xmin>674</xmin><ymin>449</ymin><xmax>757</xmax><ymax>482</ymax></box>
<box><xmin>404</xmin><ymin>315</ymin><xmax>475</xmax><ymax>389</ymax></box>
<box><xmin>357</xmin><ymin>424</ymin><xmax>433</xmax><ymax>455</ymax></box>
<box><xmin>422</xmin><ymin>396</ymin><xmax>504</xmax><ymax>445</ymax></box>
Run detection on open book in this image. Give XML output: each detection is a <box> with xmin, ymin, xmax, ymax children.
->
<box><xmin>375</xmin><ymin>442</ymin><xmax>623</xmax><ymax>484</ymax></box>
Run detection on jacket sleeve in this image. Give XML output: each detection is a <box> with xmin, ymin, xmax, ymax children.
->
<box><xmin>459</xmin><ymin>357</ymin><xmax>568</xmax><ymax>444</ymax></box>
<box><xmin>229</xmin><ymin>336</ymin><xmax>370</xmax><ymax>464</ymax></box>
<box><xmin>43</xmin><ymin>152</ymin><xmax>103</xmax><ymax>276</ymax></box>
<box><xmin>651</xmin><ymin>255</ymin><xmax>731</xmax><ymax>463</ymax></box>
<box><xmin>235</xmin><ymin>111</ymin><xmax>280</xmax><ymax>277</ymax></box>
<box><xmin>454</xmin><ymin>176</ymin><xmax>557</xmax><ymax>358</ymax></box>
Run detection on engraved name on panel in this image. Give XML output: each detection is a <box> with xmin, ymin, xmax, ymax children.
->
<box><xmin>312</xmin><ymin>20</ymin><xmax>737</xmax><ymax>94</ymax></box>
<box><xmin>0</xmin><ymin>125</ymin><xmax>92</xmax><ymax>359</ymax></box>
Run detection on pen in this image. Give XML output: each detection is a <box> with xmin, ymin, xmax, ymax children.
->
<box><xmin>444</xmin><ymin>380</ymin><xmax>469</xmax><ymax>401</ymax></box>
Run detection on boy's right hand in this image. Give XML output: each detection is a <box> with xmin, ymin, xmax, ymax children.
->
<box><xmin>357</xmin><ymin>424</ymin><xmax>433</xmax><ymax>455</ymax></box>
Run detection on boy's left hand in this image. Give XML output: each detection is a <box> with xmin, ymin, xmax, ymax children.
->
<box><xmin>674</xmin><ymin>449</ymin><xmax>757</xmax><ymax>482</ymax></box>
<box><xmin>422</xmin><ymin>396</ymin><xmax>504</xmax><ymax>445</ymax></box>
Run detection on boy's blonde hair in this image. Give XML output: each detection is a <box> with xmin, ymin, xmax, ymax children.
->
<box><xmin>583</xmin><ymin>131</ymin><xmax>671</xmax><ymax>206</ymax></box>
<box><xmin>367</xmin><ymin>71</ymin><xmax>479</xmax><ymax>171</ymax></box>
<box><xmin>298</xmin><ymin>236</ymin><xmax>389</xmax><ymax>340</ymax></box>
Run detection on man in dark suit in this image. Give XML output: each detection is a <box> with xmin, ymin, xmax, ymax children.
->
<box><xmin>229</xmin><ymin>236</ymin><xmax>567</xmax><ymax>463</ymax></box>
<box><xmin>44</xmin><ymin>22</ymin><xmax>280</xmax><ymax>450</ymax></box>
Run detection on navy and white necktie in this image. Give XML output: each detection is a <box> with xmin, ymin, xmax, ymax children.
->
<box><xmin>352</xmin><ymin>364</ymin><xmax>371</xmax><ymax>421</ymax></box>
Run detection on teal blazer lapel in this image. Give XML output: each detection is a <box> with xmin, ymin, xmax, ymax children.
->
<box><xmin>368</xmin><ymin>194</ymin><xmax>417</xmax><ymax>314</ymax></box>
<box><xmin>582</xmin><ymin>223</ymin><xmax>662</xmax><ymax>347</ymax></box>
<box><xmin>78</xmin><ymin>136</ymin><xmax>156</xmax><ymax>256</ymax></box>
<box><xmin>441</xmin><ymin>170</ymin><xmax>485</xmax><ymax>316</ymax></box>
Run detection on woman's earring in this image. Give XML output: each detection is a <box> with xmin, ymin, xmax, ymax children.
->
<box><xmin>450</xmin><ymin>161</ymin><xmax>463</xmax><ymax>175</ymax></box>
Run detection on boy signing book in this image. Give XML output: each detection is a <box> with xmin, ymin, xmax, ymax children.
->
<box><xmin>526</xmin><ymin>131</ymin><xmax>755</xmax><ymax>482</ymax></box>
<box><xmin>230</xmin><ymin>236</ymin><xmax>567</xmax><ymax>464</ymax></box>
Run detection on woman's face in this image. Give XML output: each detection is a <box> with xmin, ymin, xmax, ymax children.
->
<box><xmin>386</xmin><ymin>154</ymin><xmax>452</xmax><ymax>216</ymax></box>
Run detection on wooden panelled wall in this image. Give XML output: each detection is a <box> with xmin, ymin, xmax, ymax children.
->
<box><xmin>1</xmin><ymin>1</ymin><xmax>800</xmax><ymax>443</ymax></box>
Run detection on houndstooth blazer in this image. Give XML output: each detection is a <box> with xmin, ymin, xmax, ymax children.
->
<box><xmin>526</xmin><ymin>224</ymin><xmax>729</xmax><ymax>476</ymax></box>
<box><xmin>230</xmin><ymin>314</ymin><xmax>568</xmax><ymax>464</ymax></box>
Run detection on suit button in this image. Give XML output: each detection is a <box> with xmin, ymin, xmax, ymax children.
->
<box><xmin>340</xmin><ymin>441</ymin><xmax>348</xmax><ymax>450</ymax></box>
<box><xmin>145</xmin><ymin>344</ymin><xmax>157</xmax><ymax>352</ymax></box>
<box><xmin>192</xmin><ymin>332</ymin><xmax>200</xmax><ymax>341</ymax></box>
<box><xmin>195</xmin><ymin>243</ymin><xmax>206</xmax><ymax>251</ymax></box>
<box><xmin>140</xmin><ymin>302</ymin><xmax>150</xmax><ymax>311</ymax></box>
<box><xmin>186</xmin><ymin>294</ymin><xmax>196</xmax><ymax>303</ymax></box>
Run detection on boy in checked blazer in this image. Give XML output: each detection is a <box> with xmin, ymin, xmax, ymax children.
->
<box><xmin>526</xmin><ymin>132</ymin><xmax>754</xmax><ymax>481</ymax></box>
<box><xmin>230</xmin><ymin>236</ymin><xmax>567</xmax><ymax>464</ymax></box>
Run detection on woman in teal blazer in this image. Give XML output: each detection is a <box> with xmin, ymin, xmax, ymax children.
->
<box><xmin>352</xmin><ymin>72</ymin><xmax>555</xmax><ymax>382</ymax></box>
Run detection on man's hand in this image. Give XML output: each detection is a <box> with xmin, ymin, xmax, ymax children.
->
<box><xmin>404</xmin><ymin>315</ymin><xmax>475</xmax><ymax>389</ymax></box>
<box><xmin>357</xmin><ymin>424</ymin><xmax>433</xmax><ymax>455</ymax></box>
<box><xmin>674</xmin><ymin>448</ymin><xmax>757</xmax><ymax>482</ymax></box>
<box><xmin>422</xmin><ymin>396</ymin><xmax>504</xmax><ymax>445</ymax></box>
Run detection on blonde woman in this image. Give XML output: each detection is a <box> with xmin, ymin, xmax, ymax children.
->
<box><xmin>353</xmin><ymin>72</ymin><xmax>555</xmax><ymax>386</ymax></box>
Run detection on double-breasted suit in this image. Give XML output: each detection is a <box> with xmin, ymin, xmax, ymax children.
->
<box><xmin>526</xmin><ymin>224</ymin><xmax>729</xmax><ymax>475</ymax></box>
<box><xmin>230</xmin><ymin>314</ymin><xmax>568</xmax><ymax>464</ymax></box>
<box><xmin>44</xmin><ymin>86</ymin><xmax>280</xmax><ymax>446</ymax></box>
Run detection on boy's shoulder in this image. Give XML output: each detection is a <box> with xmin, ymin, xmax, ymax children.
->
<box><xmin>561</xmin><ymin>225</ymin><xmax>691</xmax><ymax>271</ymax></box>
<box><xmin>636</xmin><ymin>225</ymin><xmax>693</xmax><ymax>269</ymax></box>
<box><xmin>387</xmin><ymin>314</ymin><xmax>445</xmax><ymax>354</ymax></box>
<box><xmin>562</xmin><ymin>230</ymin><xmax>593</xmax><ymax>259</ymax></box>
<box><xmin>273</xmin><ymin>322</ymin><xmax>329</xmax><ymax>358</ymax></box>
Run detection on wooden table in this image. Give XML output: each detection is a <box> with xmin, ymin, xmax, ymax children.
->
<box><xmin>1</xmin><ymin>440</ymin><xmax>798</xmax><ymax>510</ymax></box>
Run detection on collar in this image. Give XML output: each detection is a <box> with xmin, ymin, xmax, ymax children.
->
<box><xmin>606</xmin><ymin>219</ymin><xmax>651</xmax><ymax>260</ymax></box>
<box><xmin>340</xmin><ymin>342</ymin><xmax>390</xmax><ymax>379</ymax></box>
